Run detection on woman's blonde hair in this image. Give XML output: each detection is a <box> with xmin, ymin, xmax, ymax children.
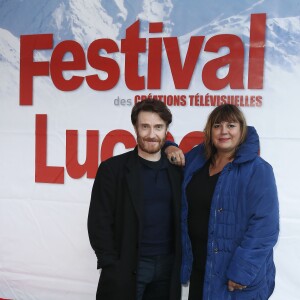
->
<box><xmin>204</xmin><ymin>104</ymin><xmax>247</xmax><ymax>164</ymax></box>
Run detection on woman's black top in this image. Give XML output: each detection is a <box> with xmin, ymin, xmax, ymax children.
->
<box><xmin>186</xmin><ymin>161</ymin><xmax>220</xmax><ymax>300</ymax></box>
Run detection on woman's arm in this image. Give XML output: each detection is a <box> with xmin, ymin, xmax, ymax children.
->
<box><xmin>164</xmin><ymin>140</ymin><xmax>185</xmax><ymax>166</ymax></box>
<box><xmin>226</xmin><ymin>161</ymin><xmax>279</xmax><ymax>286</ymax></box>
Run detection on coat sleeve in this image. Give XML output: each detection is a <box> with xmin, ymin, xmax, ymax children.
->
<box><xmin>226</xmin><ymin>161</ymin><xmax>280</xmax><ymax>286</ymax></box>
<box><xmin>87</xmin><ymin>160</ymin><xmax>118</xmax><ymax>269</ymax></box>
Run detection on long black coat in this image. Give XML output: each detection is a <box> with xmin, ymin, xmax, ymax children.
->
<box><xmin>88</xmin><ymin>147</ymin><xmax>182</xmax><ymax>300</ymax></box>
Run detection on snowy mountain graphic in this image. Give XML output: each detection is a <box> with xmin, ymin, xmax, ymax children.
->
<box><xmin>0</xmin><ymin>0</ymin><xmax>300</xmax><ymax>85</ymax></box>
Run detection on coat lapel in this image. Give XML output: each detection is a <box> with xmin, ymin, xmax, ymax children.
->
<box><xmin>167</xmin><ymin>165</ymin><xmax>181</xmax><ymax>225</ymax></box>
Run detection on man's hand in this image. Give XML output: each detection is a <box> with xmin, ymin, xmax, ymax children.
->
<box><xmin>227</xmin><ymin>280</ymin><xmax>247</xmax><ymax>292</ymax></box>
<box><xmin>165</xmin><ymin>145</ymin><xmax>185</xmax><ymax>166</ymax></box>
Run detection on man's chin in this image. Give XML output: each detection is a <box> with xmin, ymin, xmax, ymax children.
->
<box><xmin>139</xmin><ymin>145</ymin><xmax>162</xmax><ymax>155</ymax></box>
<box><xmin>143</xmin><ymin>148</ymin><xmax>161</xmax><ymax>154</ymax></box>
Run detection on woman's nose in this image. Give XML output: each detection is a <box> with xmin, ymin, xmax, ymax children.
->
<box><xmin>220</xmin><ymin>125</ymin><xmax>228</xmax><ymax>134</ymax></box>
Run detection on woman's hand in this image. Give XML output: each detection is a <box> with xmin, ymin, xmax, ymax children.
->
<box><xmin>227</xmin><ymin>280</ymin><xmax>247</xmax><ymax>292</ymax></box>
<box><xmin>165</xmin><ymin>145</ymin><xmax>185</xmax><ymax>166</ymax></box>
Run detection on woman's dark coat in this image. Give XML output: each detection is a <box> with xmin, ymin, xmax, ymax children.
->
<box><xmin>88</xmin><ymin>147</ymin><xmax>182</xmax><ymax>300</ymax></box>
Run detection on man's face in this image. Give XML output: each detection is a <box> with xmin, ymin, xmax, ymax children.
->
<box><xmin>135</xmin><ymin>111</ymin><xmax>168</xmax><ymax>158</ymax></box>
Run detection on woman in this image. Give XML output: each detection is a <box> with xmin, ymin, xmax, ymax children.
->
<box><xmin>166</xmin><ymin>104</ymin><xmax>279</xmax><ymax>299</ymax></box>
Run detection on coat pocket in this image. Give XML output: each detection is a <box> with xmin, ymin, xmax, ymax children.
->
<box><xmin>98</xmin><ymin>260</ymin><xmax>120</xmax><ymax>291</ymax></box>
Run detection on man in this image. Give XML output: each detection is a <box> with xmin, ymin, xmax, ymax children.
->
<box><xmin>88</xmin><ymin>99</ymin><xmax>182</xmax><ymax>300</ymax></box>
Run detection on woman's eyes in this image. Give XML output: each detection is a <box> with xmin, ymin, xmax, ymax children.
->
<box><xmin>213</xmin><ymin>123</ymin><xmax>237</xmax><ymax>128</ymax></box>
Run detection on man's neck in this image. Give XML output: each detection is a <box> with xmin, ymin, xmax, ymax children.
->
<box><xmin>137</xmin><ymin>149</ymin><xmax>161</xmax><ymax>162</ymax></box>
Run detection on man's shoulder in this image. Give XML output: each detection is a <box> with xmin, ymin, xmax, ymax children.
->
<box><xmin>101</xmin><ymin>149</ymin><xmax>136</xmax><ymax>167</ymax></box>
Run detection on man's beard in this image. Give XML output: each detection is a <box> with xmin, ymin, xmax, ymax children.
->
<box><xmin>136</xmin><ymin>134</ymin><xmax>165</xmax><ymax>154</ymax></box>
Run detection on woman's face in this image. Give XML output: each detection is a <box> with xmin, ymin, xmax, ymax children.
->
<box><xmin>211</xmin><ymin>121</ymin><xmax>241</xmax><ymax>155</ymax></box>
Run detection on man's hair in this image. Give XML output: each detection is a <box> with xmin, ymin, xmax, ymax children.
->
<box><xmin>204</xmin><ymin>104</ymin><xmax>248</xmax><ymax>162</ymax></box>
<box><xmin>131</xmin><ymin>99</ymin><xmax>172</xmax><ymax>126</ymax></box>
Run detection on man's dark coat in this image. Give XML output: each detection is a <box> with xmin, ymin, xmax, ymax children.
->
<box><xmin>88</xmin><ymin>147</ymin><xmax>182</xmax><ymax>300</ymax></box>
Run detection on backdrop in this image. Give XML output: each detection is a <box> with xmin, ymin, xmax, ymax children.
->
<box><xmin>1</xmin><ymin>0</ymin><xmax>300</xmax><ymax>299</ymax></box>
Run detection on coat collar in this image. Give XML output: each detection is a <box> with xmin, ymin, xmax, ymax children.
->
<box><xmin>184</xmin><ymin>126</ymin><xmax>260</xmax><ymax>180</ymax></box>
<box><xmin>234</xmin><ymin>126</ymin><xmax>259</xmax><ymax>164</ymax></box>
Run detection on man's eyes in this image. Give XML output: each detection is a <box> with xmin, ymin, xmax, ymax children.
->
<box><xmin>141</xmin><ymin>125</ymin><xmax>164</xmax><ymax>129</ymax></box>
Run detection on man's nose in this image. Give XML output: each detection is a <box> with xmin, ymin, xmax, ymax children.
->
<box><xmin>149</xmin><ymin>127</ymin><xmax>156</xmax><ymax>137</ymax></box>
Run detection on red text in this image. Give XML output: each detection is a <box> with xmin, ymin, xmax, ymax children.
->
<box><xmin>35</xmin><ymin>114</ymin><xmax>204</xmax><ymax>184</ymax></box>
<box><xmin>20</xmin><ymin>14</ymin><xmax>266</xmax><ymax>105</ymax></box>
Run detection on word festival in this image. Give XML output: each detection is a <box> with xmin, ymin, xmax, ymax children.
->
<box><xmin>20</xmin><ymin>14</ymin><xmax>266</xmax><ymax>105</ymax></box>
<box><xmin>19</xmin><ymin>14</ymin><xmax>266</xmax><ymax>183</ymax></box>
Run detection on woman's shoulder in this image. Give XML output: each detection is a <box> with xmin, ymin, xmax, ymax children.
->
<box><xmin>251</xmin><ymin>155</ymin><xmax>273</xmax><ymax>169</ymax></box>
<box><xmin>240</xmin><ymin>155</ymin><xmax>275</xmax><ymax>180</ymax></box>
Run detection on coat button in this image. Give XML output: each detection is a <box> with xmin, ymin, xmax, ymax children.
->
<box><xmin>218</xmin><ymin>208</ymin><xmax>223</xmax><ymax>212</ymax></box>
<box><xmin>214</xmin><ymin>248</ymin><xmax>218</xmax><ymax>253</ymax></box>
<box><xmin>132</xmin><ymin>270</ymin><xmax>137</xmax><ymax>275</ymax></box>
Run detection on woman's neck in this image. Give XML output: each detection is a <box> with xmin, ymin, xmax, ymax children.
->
<box><xmin>209</xmin><ymin>152</ymin><xmax>233</xmax><ymax>176</ymax></box>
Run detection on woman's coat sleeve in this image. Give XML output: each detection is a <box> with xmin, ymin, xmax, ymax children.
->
<box><xmin>226</xmin><ymin>161</ymin><xmax>279</xmax><ymax>286</ymax></box>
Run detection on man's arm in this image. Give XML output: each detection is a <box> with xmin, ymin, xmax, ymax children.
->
<box><xmin>88</xmin><ymin>161</ymin><xmax>118</xmax><ymax>269</ymax></box>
